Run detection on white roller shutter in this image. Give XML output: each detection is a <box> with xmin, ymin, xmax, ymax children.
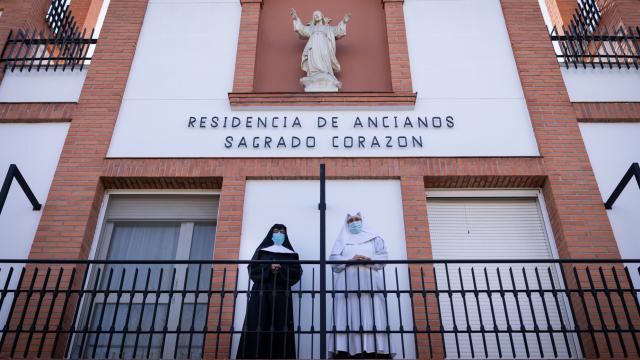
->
<box><xmin>428</xmin><ymin>198</ymin><xmax>552</xmax><ymax>260</ymax></box>
<box><xmin>105</xmin><ymin>194</ymin><xmax>219</xmax><ymax>221</ymax></box>
<box><xmin>427</xmin><ymin>197</ymin><xmax>577</xmax><ymax>359</ymax></box>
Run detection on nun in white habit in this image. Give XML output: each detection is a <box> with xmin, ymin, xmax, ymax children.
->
<box><xmin>329</xmin><ymin>211</ymin><xmax>393</xmax><ymax>359</ymax></box>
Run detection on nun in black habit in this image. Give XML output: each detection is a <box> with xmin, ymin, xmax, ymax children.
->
<box><xmin>236</xmin><ymin>224</ymin><xmax>303</xmax><ymax>359</ymax></box>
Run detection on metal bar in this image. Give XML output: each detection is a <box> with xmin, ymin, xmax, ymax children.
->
<box><xmin>295</xmin><ymin>268</ymin><xmax>303</xmax><ymax>359</ymax></box>
<box><xmin>605</xmin><ymin>163</ymin><xmax>640</xmax><ymax>209</ymax></box>
<box><xmin>55</xmin><ymin>266</ymin><xmax>80</xmax><ymax>358</ymax></box>
<box><xmin>522</xmin><ymin>267</ymin><xmax>544</xmax><ymax>357</ymax></box>
<box><xmin>131</xmin><ymin>268</ymin><xmax>152</xmax><ymax>358</ymax></box>
<box><xmin>172</xmin><ymin>266</ymin><xmax>191</xmax><ymax>358</ymax></box>
<box><xmin>319</xmin><ymin>163</ymin><xmax>327</xmax><ymax>359</ymax></box>
<box><xmin>444</xmin><ymin>263</ymin><xmax>461</xmax><ymax>358</ymax></box>
<box><xmin>118</xmin><ymin>268</ymin><xmax>139</xmax><ymax>359</ymax></box>
<box><xmin>310</xmin><ymin>268</ymin><xmax>316</xmax><ymax>358</ymax></box>
<box><xmin>496</xmin><ymin>267</ymin><xmax>516</xmax><ymax>358</ymax></box>
<box><xmin>104</xmin><ymin>267</ymin><xmax>128</xmax><ymax>358</ymax></box>
<box><xmin>534</xmin><ymin>267</ymin><xmax>557</xmax><ymax>358</ymax></box>
<box><xmin>23</xmin><ymin>267</ymin><xmax>51</xmax><ymax>357</ymax></box>
<box><xmin>38</xmin><ymin>267</ymin><xmax>64</xmax><ymax>358</ymax></box>
<box><xmin>458</xmin><ymin>266</ymin><xmax>473</xmax><ymax>358</ymax></box>
<box><xmin>470</xmin><ymin>267</ymin><xmax>488</xmax><ymax>358</ymax></box>
<box><xmin>483</xmin><ymin>267</ymin><xmax>502</xmax><ymax>358</ymax></box>
<box><xmin>10</xmin><ymin>267</ymin><xmax>39</xmax><ymax>357</ymax></box>
<box><xmin>90</xmin><ymin>267</ymin><xmax>114</xmax><ymax>358</ymax></box>
<box><xmin>407</xmin><ymin>267</ymin><xmax>419</xmax><ymax>359</ymax></box>
<box><xmin>419</xmin><ymin>267</ymin><xmax>432</xmax><ymax>358</ymax></box>
<box><xmin>615</xmin><ymin>267</ymin><xmax>640</xmax><ymax>357</ymax></box>
<box><xmin>585</xmin><ymin>267</ymin><xmax>614</xmax><ymax>357</ymax></box>
<box><xmin>0</xmin><ymin>164</ymin><xmax>42</xmax><ymax>215</ymax></box>
<box><xmin>598</xmin><ymin>266</ymin><xmax>627</xmax><ymax>357</ymax></box>
<box><xmin>572</xmin><ymin>266</ymin><xmax>599</xmax><ymax>357</ymax></box>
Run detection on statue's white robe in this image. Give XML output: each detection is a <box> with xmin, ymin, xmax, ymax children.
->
<box><xmin>329</xmin><ymin>236</ymin><xmax>393</xmax><ymax>356</ymax></box>
<box><xmin>293</xmin><ymin>18</ymin><xmax>347</xmax><ymax>78</ymax></box>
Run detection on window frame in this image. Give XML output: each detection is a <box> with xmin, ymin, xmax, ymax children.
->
<box><xmin>68</xmin><ymin>190</ymin><xmax>220</xmax><ymax>359</ymax></box>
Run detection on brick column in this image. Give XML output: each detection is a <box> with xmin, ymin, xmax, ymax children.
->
<box><xmin>205</xmin><ymin>177</ymin><xmax>247</xmax><ymax>359</ymax></box>
<box><xmin>501</xmin><ymin>0</ymin><xmax>619</xmax><ymax>260</ymax></box>
<box><xmin>6</xmin><ymin>1</ymin><xmax>149</xmax><ymax>357</ymax></box>
<box><xmin>232</xmin><ymin>0</ymin><xmax>262</xmax><ymax>93</ymax></box>
<box><xmin>501</xmin><ymin>1</ymin><xmax>621</xmax><ymax>357</ymax></box>
<box><xmin>69</xmin><ymin>0</ymin><xmax>105</xmax><ymax>32</ymax></box>
<box><xmin>382</xmin><ymin>0</ymin><xmax>413</xmax><ymax>93</ymax></box>
<box><xmin>29</xmin><ymin>0</ymin><xmax>149</xmax><ymax>260</ymax></box>
<box><xmin>401</xmin><ymin>176</ymin><xmax>443</xmax><ymax>359</ymax></box>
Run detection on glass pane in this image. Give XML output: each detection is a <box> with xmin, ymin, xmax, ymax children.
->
<box><xmin>102</xmin><ymin>222</ymin><xmax>180</xmax><ymax>291</ymax></box>
<box><xmin>176</xmin><ymin>303</ymin><xmax>208</xmax><ymax>359</ymax></box>
<box><xmin>82</xmin><ymin>303</ymin><xmax>169</xmax><ymax>359</ymax></box>
<box><xmin>186</xmin><ymin>223</ymin><xmax>216</xmax><ymax>291</ymax></box>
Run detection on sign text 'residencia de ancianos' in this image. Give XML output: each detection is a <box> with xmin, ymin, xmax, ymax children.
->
<box><xmin>187</xmin><ymin>115</ymin><xmax>455</xmax><ymax>150</ymax></box>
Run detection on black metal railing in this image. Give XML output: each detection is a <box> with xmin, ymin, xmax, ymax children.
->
<box><xmin>549</xmin><ymin>25</ymin><xmax>640</xmax><ymax>69</ymax></box>
<box><xmin>46</xmin><ymin>0</ymin><xmax>82</xmax><ymax>38</ymax></box>
<box><xmin>1</xmin><ymin>259</ymin><xmax>640</xmax><ymax>359</ymax></box>
<box><xmin>571</xmin><ymin>0</ymin><xmax>601</xmax><ymax>36</ymax></box>
<box><xmin>0</xmin><ymin>28</ymin><xmax>97</xmax><ymax>73</ymax></box>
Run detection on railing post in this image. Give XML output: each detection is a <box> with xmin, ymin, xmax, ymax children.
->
<box><xmin>319</xmin><ymin>163</ymin><xmax>327</xmax><ymax>359</ymax></box>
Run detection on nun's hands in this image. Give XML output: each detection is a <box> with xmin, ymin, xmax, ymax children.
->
<box><xmin>271</xmin><ymin>263</ymin><xmax>281</xmax><ymax>273</ymax></box>
<box><xmin>352</xmin><ymin>255</ymin><xmax>371</xmax><ymax>261</ymax></box>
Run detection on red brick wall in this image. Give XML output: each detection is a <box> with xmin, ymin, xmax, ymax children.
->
<box><xmin>500</xmin><ymin>0</ymin><xmax>618</xmax><ymax>260</ymax></box>
<box><xmin>231</xmin><ymin>0</ymin><xmax>414</xmax><ymax>101</ymax></box>
<box><xmin>69</xmin><ymin>0</ymin><xmax>105</xmax><ymax>32</ymax></box>
<box><xmin>574</xmin><ymin>102</ymin><xmax>640</xmax><ymax>123</ymax></box>
<box><xmin>232</xmin><ymin>0</ymin><xmax>261</xmax><ymax>93</ymax></box>
<box><xmin>0</xmin><ymin>103</ymin><xmax>75</xmax><ymax>123</ymax></box>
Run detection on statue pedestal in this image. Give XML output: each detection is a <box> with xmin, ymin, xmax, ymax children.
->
<box><xmin>300</xmin><ymin>73</ymin><xmax>342</xmax><ymax>92</ymax></box>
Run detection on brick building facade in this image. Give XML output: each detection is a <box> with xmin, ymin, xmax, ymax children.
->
<box><xmin>0</xmin><ymin>0</ymin><xmax>638</xmax><ymax>358</ymax></box>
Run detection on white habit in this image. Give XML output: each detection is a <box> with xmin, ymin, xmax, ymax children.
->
<box><xmin>329</xmin><ymin>211</ymin><xmax>393</xmax><ymax>357</ymax></box>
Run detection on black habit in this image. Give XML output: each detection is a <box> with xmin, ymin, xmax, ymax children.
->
<box><xmin>236</xmin><ymin>224</ymin><xmax>303</xmax><ymax>359</ymax></box>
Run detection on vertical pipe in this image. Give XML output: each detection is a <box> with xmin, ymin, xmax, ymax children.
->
<box><xmin>319</xmin><ymin>163</ymin><xmax>327</xmax><ymax>359</ymax></box>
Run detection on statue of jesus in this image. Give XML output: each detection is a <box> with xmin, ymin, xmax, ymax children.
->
<box><xmin>290</xmin><ymin>9</ymin><xmax>351</xmax><ymax>92</ymax></box>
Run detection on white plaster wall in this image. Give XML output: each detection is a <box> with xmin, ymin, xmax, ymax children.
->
<box><xmin>562</xmin><ymin>68</ymin><xmax>640</xmax><ymax>102</ymax></box>
<box><xmin>579</xmin><ymin>123</ymin><xmax>640</xmax><ymax>259</ymax></box>
<box><xmin>107</xmin><ymin>0</ymin><xmax>540</xmax><ymax>158</ymax></box>
<box><xmin>0</xmin><ymin>70</ymin><xmax>87</xmax><ymax>103</ymax></box>
<box><xmin>405</xmin><ymin>0</ymin><xmax>526</xmax><ymax>101</ymax></box>
<box><xmin>0</xmin><ymin>122</ymin><xmax>69</xmax><ymax>333</ymax></box>
<box><xmin>231</xmin><ymin>180</ymin><xmax>415</xmax><ymax>358</ymax></box>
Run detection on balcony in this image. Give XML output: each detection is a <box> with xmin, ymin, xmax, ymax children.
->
<box><xmin>0</xmin><ymin>0</ymin><xmax>98</xmax><ymax>103</ymax></box>
<box><xmin>1</xmin><ymin>259</ymin><xmax>639</xmax><ymax>359</ymax></box>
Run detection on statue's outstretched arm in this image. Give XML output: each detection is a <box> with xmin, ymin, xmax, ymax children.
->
<box><xmin>333</xmin><ymin>13</ymin><xmax>351</xmax><ymax>39</ymax></box>
<box><xmin>291</xmin><ymin>8</ymin><xmax>310</xmax><ymax>38</ymax></box>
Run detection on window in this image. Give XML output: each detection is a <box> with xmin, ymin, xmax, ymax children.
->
<box><xmin>426</xmin><ymin>192</ymin><xmax>577</xmax><ymax>359</ymax></box>
<box><xmin>70</xmin><ymin>195</ymin><xmax>218</xmax><ymax>359</ymax></box>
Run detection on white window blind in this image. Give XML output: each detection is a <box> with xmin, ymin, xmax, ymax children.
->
<box><xmin>427</xmin><ymin>197</ymin><xmax>577</xmax><ymax>359</ymax></box>
<box><xmin>427</xmin><ymin>198</ymin><xmax>552</xmax><ymax>260</ymax></box>
<box><xmin>105</xmin><ymin>194</ymin><xmax>219</xmax><ymax>221</ymax></box>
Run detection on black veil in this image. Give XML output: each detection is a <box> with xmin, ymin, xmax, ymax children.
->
<box><xmin>250</xmin><ymin>223</ymin><xmax>296</xmax><ymax>260</ymax></box>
